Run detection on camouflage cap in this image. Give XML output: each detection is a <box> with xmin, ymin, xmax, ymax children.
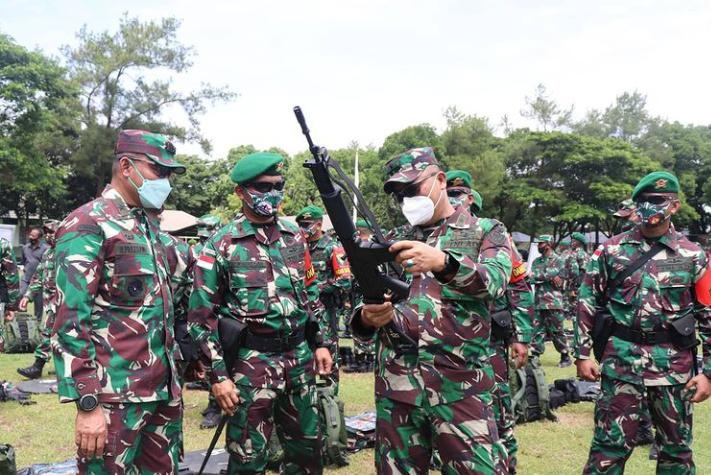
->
<box><xmin>296</xmin><ymin>205</ymin><xmax>324</xmax><ymax>222</ymax></box>
<box><xmin>115</xmin><ymin>129</ymin><xmax>185</xmax><ymax>174</ymax></box>
<box><xmin>471</xmin><ymin>190</ymin><xmax>483</xmax><ymax>213</ymax></box>
<box><xmin>42</xmin><ymin>219</ymin><xmax>61</xmax><ymax>233</ymax></box>
<box><xmin>631</xmin><ymin>171</ymin><xmax>679</xmax><ymax>201</ymax></box>
<box><xmin>230</xmin><ymin>152</ymin><xmax>285</xmax><ymax>184</ymax></box>
<box><xmin>383</xmin><ymin>147</ymin><xmax>440</xmax><ymax>193</ymax></box>
<box><xmin>446</xmin><ymin>170</ymin><xmax>473</xmax><ymax>190</ymax></box>
<box><xmin>613</xmin><ymin>199</ymin><xmax>636</xmax><ymax>217</ymax></box>
<box><xmin>197</xmin><ymin>214</ymin><xmax>220</xmax><ymax>237</ymax></box>
<box><xmin>535</xmin><ymin>234</ymin><xmax>554</xmax><ymax>243</ymax></box>
<box><xmin>571</xmin><ymin>232</ymin><xmax>587</xmax><ymax>244</ymax></box>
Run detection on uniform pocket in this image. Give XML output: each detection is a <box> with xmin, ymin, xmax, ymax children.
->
<box><xmin>229</xmin><ymin>260</ymin><xmax>270</xmax><ymax>316</ymax></box>
<box><xmin>659</xmin><ymin>283</ymin><xmax>692</xmax><ymax>313</ymax></box>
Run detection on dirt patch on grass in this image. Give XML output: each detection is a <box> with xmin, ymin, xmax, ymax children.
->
<box><xmin>556</xmin><ymin>411</ymin><xmax>591</xmax><ymax>429</ymax></box>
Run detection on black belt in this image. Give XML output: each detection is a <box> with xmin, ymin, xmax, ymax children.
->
<box><xmin>243</xmin><ymin>329</ymin><xmax>306</xmax><ymax>352</ymax></box>
<box><xmin>611</xmin><ymin>323</ymin><xmax>673</xmax><ymax>345</ymax></box>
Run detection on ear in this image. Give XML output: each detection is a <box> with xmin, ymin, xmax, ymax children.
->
<box><xmin>234</xmin><ymin>185</ymin><xmax>245</xmax><ymax>200</ymax></box>
<box><xmin>669</xmin><ymin>198</ymin><xmax>682</xmax><ymax>215</ymax></box>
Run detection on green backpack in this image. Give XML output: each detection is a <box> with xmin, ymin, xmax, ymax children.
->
<box><xmin>0</xmin><ymin>444</ymin><xmax>16</xmax><ymax>475</ymax></box>
<box><xmin>3</xmin><ymin>313</ymin><xmax>41</xmax><ymax>354</ymax></box>
<box><xmin>316</xmin><ymin>383</ymin><xmax>349</xmax><ymax>467</ymax></box>
<box><xmin>510</xmin><ymin>357</ymin><xmax>557</xmax><ymax>424</ymax></box>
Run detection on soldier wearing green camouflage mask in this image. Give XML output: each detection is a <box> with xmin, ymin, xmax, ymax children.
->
<box><xmin>51</xmin><ymin>129</ymin><xmax>187</xmax><ymax>474</ymax></box>
<box><xmin>576</xmin><ymin>171</ymin><xmax>711</xmax><ymax>474</ymax></box>
<box><xmin>188</xmin><ymin>152</ymin><xmax>333</xmax><ymax>475</ymax></box>
<box><xmin>352</xmin><ymin>147</ymin><xmax>511</xmax><ymax>473</ymax></box>
<box><xmin>16</xmin><ymin>220</ymin><xmax>61</xmax><ymax>379</ymax></box>
<box><xmin>613</xmin><ymin>199</ymin><xmax>639</xmax><ymax>233</ymax></box>
<box><xmin>0</xmin><ymin>237</ymin><xmax>20</xmax><ymax>353</ymax></box>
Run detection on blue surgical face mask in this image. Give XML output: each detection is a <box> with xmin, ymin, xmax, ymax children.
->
<box><xmin>128</xmin><ymin>160</ymin><xmax>173</xmax><ymax>209</ymax></box>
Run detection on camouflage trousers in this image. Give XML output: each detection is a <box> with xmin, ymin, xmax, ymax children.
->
<box><xmin>0</xmin><ymin>302</ymin><xmax>4</xmax><ymax>352</ymax></box>
<box><xmin>375</xmin><ymin>395</ymin><xmax>506</xmax><ymax>475</ymax></box>
<box><xmin>531</xmin><ymin>309</ymin><xmax>569</xmax><ymax>357</ymax></box>
<box><xmin>353</xmin><ymin>338</ymin><xmax>375</xmax><ymax>357</ymax></box>
<box><xmin>79</xmin><ymin>399</ymin><xmax>182</xmax><ymax>475</ymax></box>
<box><xmin>490</xmin><ymin>342</ymin><xmax>518</xmax><ymax>473</ymax></box>
<box><xmin>34</xmin><ymin>310</ymin><xmax>56</xmax><ymax>362</ymax></box>
<box><xmin>226</xmin><ymin>383</ymin><xmax>322</xmax><ymax>474</ymax></box>
<box><xmin>583</xmin><ymin>376</ymin><xmax>694</xmax><ymax>475</ymax></box>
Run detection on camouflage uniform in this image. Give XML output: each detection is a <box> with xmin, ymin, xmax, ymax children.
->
<box><xmin>352</xmin><ymin>205</ymin><xmax>512</xmax><ymax>474</ymax></box>
<box><xmin>489</xmin><ymin>236</ymin><xmax>534</xmax><ymax>473</ymax></box>
<box><xmin>0</xmin><ymin>237</ymin><xmax>20</xmax><ymax>352</ymax></box>
<box><xmin>530</xmin><ymin>248</ymin><xmax>571</xmax><ymax>359</ymax></box>
<box><xmin>575</xmin><ymin>225</ymin><xmax>711</xmax><ymax>474</ymax></box>
<box><xmin>52</xmin><ymin>185</ymin><xmax>183</xmax><ymax>474</ymax></box>
<box><xmin>188</xmin><ymin>213</ymin><xmax>327</xmax><ymax>475</ymax></box>
<box><xmin>23</xmin><ymin>246</ymin><xmax>57</xmax><ymax>362</ymax></box>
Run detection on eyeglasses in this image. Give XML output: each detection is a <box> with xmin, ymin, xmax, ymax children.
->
<box><xmin>298</xmin><ymin>221</ymin><xmax>315</xmax><ymax>229</ymax></box>
<box><xmin>447</xmin><ymin>189</ymin><xmax>468</xmax><ymax>198</ymax></box>
<box><xmin>245</xmin><ymin>181</ymin><xmax>285</xmax><ymax>193</ymax></box>
<box><xmin>392</xmin><ymin>172</ymin><xmax>438</xmax><ymax>203</ymax></box>
<box><xmin>636</xmin><ymin>195</ymin><xmax>672</xmax><ymax>205</ymax></box>
<box><xmin>131</xmin><ymin>159</ymin><xmax>172</xmax><ymax>179</ymax></box>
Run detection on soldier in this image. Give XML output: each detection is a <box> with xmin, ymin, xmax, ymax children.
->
<box><xmin>351</xmin><ymin>148</ymin><xmax>511</xmax><ymax>474</ymax></box>
<box><xmin>563</xmin><ymin>232</ymin><xmax>590</xmax><ymax>321</ymax></box>
<box><xmin>16</xmin><ymin>220</ymin><xmax>61</xmax><ymax>379</ymax></box>
<box><xmin>19</xmin><ymin>227</ymin><xmax>49</xmax><ymax>321</ymax></box>
<box><xmin>613</xmin><ymin>199</ymin><xmax>639</xmax><ymax>233</ymax></box>
<box><xmin>575</xmin><ymin>171</ymin><xmax>711</xmax><ymax>474</ymax></box>
<box><xmin>52</xmin><ymin>130</ymin><xmax>186</xmax><ymax>474</ymax></box>
<box><xmin>530</xmin><ymin>235</ymin><xmax>572</xmax><ymax>367</ymax></box>
<box><xmin>192</xmin><ymin>214</ymin><xmax>221</xmax><ymax>259</ymax></box>
<box><xmin>0</xmin><ymin>237</ymin><xmax>20</xmax><ymax>353</ymax></box>
<box><xmin>349</xmin><ymin>219</ymin><xmax>376</xmax><ymax>372</ymax></box>
<box><xmin>558</xmin><ymin>239</ymin><xmax>577</xmax><ymax>322</ymax></box>
<box><xmin>295</xmin><ymin>205</ymin><xmax>351</xmax><ymax>388</ymax></box>
<box><xmin>188</xmin><ymin>151</ymin><xmax>332</xmax><ymax>475</ymax></box>
<box><xmin>447</xmin><ymin>169</ymin><xmax>534</xmax><ymax>473</ymax></box>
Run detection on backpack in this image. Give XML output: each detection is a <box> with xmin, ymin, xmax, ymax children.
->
<box><xmin>3</xmin><ymin>313</ymin><xmax>41</xmax><ymax>354</ymax></box>
<box><xmin>316</xmin><ymin>383</ymin><xmax>349</xmax><ymax>467</ymax></box>
<box><xmin>509</xmin><ymin>358</ymin><xmax>557</xmax><ymax>423</ymax></box>
<box><xmin>0</xmin><ymin>444</ymin><xmax>16</xmax><ymax>475</ymax></box>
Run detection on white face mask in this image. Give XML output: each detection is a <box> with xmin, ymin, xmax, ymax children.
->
<box><xmin>400</xmin><ymin>177</ymin><xmax>443</xmax><ymax>226</ymax></box>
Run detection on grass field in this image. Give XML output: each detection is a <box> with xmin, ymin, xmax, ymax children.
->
<box><xmin>1</xmin><ymin>344</ymin><xmax>709</xmax><ymax>474</ymax></box>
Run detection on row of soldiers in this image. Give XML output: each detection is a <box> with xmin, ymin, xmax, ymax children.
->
<box><xmin>0</xmin><ymin>127</ymin><xmax>710</xmax><ymax>475</ymax></box>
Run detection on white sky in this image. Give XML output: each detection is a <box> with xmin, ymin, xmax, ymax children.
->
<box><xmin>2</xmin><ymin>0</ymin><xmax>711</xmax><ymax>158</ymax></box>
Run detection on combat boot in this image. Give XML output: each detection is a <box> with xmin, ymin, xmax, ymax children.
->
<box><xmin>200</xmin><ymin>397</ymin><xmax>222</xmax><ymax>429</ymax></box>
<box><xmin>344</xmin><ymin>352</ymin><xmax>361</xmax><ymax>373</ymax></box>
<box><xmin>558</xmin><ymin>353</ymin><xmax>573</xmax><ymax>368</ymax></box>
<box><xmin>17</xmin><ymin>358</ymin><xmax>46</xmax><ymax>379</ymax></box>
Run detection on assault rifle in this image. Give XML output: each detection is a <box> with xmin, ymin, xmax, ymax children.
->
<box><xmin>293</xmin><ymin>106</ymin><xmax>414</xmax><ymax>350</ymax></box>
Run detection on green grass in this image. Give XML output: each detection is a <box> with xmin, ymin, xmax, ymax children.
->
<box><xmin>1</xmin><ymin>345</ymin><xmax>709</xmax><ymax>474</ymax></box>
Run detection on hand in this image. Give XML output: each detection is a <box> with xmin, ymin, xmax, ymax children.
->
<box><xmin>552</xmin><ymin>276</ymin><xmax>563</xmax><ymax>288</ymax></box>
<box><xmin>361</xmin><ymin>300</ymin><xmax>394</xmax><ymax>329</ymax></box>
<box><xmin>4</xmin><ymin>310</ymin><xmax>14</xmax><ymax>322</ymax></box>
<box><xmin>18</xmin><ymin>297</ymin><xmax>29</xmax><ymax>312</ymax></box>
<box><xmin>576</xmin><ymin>359</ymin><xmax>600</xmax><ymax>381</ymax></box>
<box><xmin>510</xmin><ymin>343</ymin><xmax>529</xmax><ymax>369</ymax></box>
<box><xmin>685</xmin><ymin>374</ymin><xmax>711</xmax><ymax>403</ymax></box>
<box><xmin>212</xmin><ymin>379</ymin><xmax>240</xmax><ymax>416</ymax></box>
<box><xmin>75</xmin><ymin>407</ymin><xmax>108</xmax><ymax>459</ymax></box>
<box><xmin>390</xmin><ymin>240</ymin><xmax>446</xmax><ymax>274</ymax></box>
<box><xmin>314</xmin><ymin>347</ymin><xmax>333</xmax><ymax>376</ymax></box>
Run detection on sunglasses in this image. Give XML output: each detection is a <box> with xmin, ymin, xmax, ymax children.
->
<box><xmin>392</xmin><ymin>172</ymin><xmax>438</xmax><ymax>203</ymax></box>
<box><xmin>131</xmin><ymin>159</ymin><xmax>172</xmax><ymax>179</ymax></box>
<box><xmin>245</xmin><ymin>181</ymin><xmax>286</xmax><ymax>193</ymax></box>
<box><xmin>447</xmin><ymin>189</ymin><xmax>468</xmax><ymax>198</ymax></box>
<box><xmin>298</xmin><ymin>221</ymin><xmax>316</xmax><ymax>229</ymax></box>
<box><xmin>636</xmin><ymin>195</ymin><xmax>672</xmax><ymax>205</ymax></box>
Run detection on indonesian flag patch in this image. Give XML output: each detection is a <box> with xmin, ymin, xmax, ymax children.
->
<box><xmin>197</xmin><ymin>254</ymin><xmax>216</xmax><ymax>270</ymax></box>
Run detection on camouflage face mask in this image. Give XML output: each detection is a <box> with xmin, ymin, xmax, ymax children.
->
<box><xmin>245</xmin><ymin>188</ymin><xmax>284</xmax><ymax>217</ymax></box>
<box><xmin>635</xmin><ymin>200</ymin><xmax>672</xmax><ymax>226</ymax></box>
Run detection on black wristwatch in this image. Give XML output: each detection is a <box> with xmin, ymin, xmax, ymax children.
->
<box><xmin>434</xmin><ymin>252</ymin><xmax>459</xmax><ymax>280</ymax></box>
<box><xmin>76</xmin><ymin>394</ymin><xmax>99</xmax><ymax>412</ymax></box>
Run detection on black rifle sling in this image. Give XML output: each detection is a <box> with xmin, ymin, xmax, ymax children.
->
<box><xmin>602</xmin><ymin>241</ymin><xmax>665</xmax><ymax>302</ymax></box>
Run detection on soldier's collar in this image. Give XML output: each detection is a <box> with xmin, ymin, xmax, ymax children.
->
<box><xmin>626</xmin><ymin>225</ymin><xmax>679</xmax><ymax>252</ymax></box>
<box><xmin>313</xmin><ymin>233</ymin><xmax>331</xmax><ymax>249</ymax></box>
<box><xmin>446</xmin><ymin>206</ymin><xmax>473</xmax><ymax>230</ymax></box>
<box><xmin>102</xmin><ymin>185</ymin><xmax>136</xmax><ymax>218</ymax></box>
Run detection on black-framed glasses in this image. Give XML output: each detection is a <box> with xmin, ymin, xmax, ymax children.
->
<box><xmin>245</xmin><ymin>181</ymin><xmax>286</xmax><ymax>193</ymax></box>
<box><xmin>131</xmin><ymin>159</ymin><xmax>172</xmax><ymax>179</ymax></box>
<box><xmin>636</xmin><ymin>195</ymin><xmax>672</xmax><ymax>205</ymax></box>
<box><xmin>392</xmin><ymin>172</ymin><xmax>438</xmax><ymax>202</ymax></box>
<box><xmin>447</xmin><ymin>189</ymin><xmax>467</xmax><ymax>198</ymax></box>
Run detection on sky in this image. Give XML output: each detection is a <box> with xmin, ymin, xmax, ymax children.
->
<box><xmin>2</xmin><ymin>0</ymin><xmax>711</xmax><ymax>159</ymax></box>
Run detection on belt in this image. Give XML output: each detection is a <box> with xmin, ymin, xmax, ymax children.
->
<box><xmin>611</xmin><ymin>323</ymin><xmax>673</xmax><ymax>345</ymax></box>
<box><xmin>243</xmin><ymin>329</ymin><xmax>306</xmax><ymax>352</ymax></box>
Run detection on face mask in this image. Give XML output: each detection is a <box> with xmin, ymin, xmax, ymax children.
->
<box><xmin>245</xmin><ymin>189</ymin><xmax>284</xmax><ymax>217</ymax></box>
<box><xmin>635</xmin><ymin>200</ymin><xmax>672</xmax><ymax>226</ymax></box>
<box><xmin>44</xmin><ymin>235</ymin><xmax>56</xmax><ymax>247</ymax></box>
<box><xmin>400</xmin><ymin>177</ymin><xmax>442</xmax><ymax>226</ymax></box>
<box><xmin>301</xmin><ymin>222</ymin><xmax>319</xmax><ymax>238</ymax></box>
<box><xmin>538</xmin><ymin>245</ymin><xmax>547</xmax><ymax>254</ymax></box>
<box><xmin>128</xmin><ymin>161</ymin><xmax>172</xmax><ymax>209</ymax></box>
<box><xmin>448</xmin><ymin>196</ymin><xmax>465</xmax><ymax>208</ymax></box>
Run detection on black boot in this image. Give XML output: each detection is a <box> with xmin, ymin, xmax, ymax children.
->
<box><xmin>344</xmin><ymin>353</ymin><xmax>362</xmax><ymax>373</ymax></box>
<box><xmin>17</xmin><ymin>358</ymin><xmax>46</xmax><ymax>379</ymax></box>
<box><xmin>635</xmin><ymin>417</ymin><xmax>654</xmax><ymax>446</ymax></box>
<box><xmin>558</xmin><ymin>353</ymin><xmax>572</xmax><ymax>368</ymax></box>
<box><xmin>200</xmin><ymin>397</ymin><xmax>222</xmax><ymax>429</ymax></box>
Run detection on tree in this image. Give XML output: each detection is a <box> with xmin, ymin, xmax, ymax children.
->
<box><xmin>63</xmin><ymin>14</ymin><xmax>236</xmax><ymax>206</ymax></box>
<box><xmin>520</xmin><ymin>84</ymin><xmax>573</xmax><ymax>132</ymax></box>
<box><xmin>378</xmin><ymin>124</ymin><xmax>442</xmax><ymax>160</ymax></box>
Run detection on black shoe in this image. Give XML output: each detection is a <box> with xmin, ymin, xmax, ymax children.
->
<box><xmin>200</xmin><ymin>399</ymin><xmax>222</xmax><ymax>429</ymax></box>
<box><xmin>557</xmin><ymin>356</ymin><xmax>573</xmax><ymax>368</ymax></box>
<box><xmin>17</xmin><ymin>358</ymin><xmax>46</xmax><ymax>379</ymax></box>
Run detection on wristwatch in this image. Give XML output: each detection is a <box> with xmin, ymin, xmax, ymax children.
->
<box><xmin>76</xmin><ymin>393</ymin><xmax>99</xmax><ymax>412</ymax></box>
<box><xmin>434</xmin><ymin>252</ymin><xmax>459</xmax><ymax>280</ymax></box>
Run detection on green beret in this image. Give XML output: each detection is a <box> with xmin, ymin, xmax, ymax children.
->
<box><xmin>536</xmin><ymin>234</ymin><xmax>553</xmax><ymax>243</ymax></box>
<box><xmin>296</xmin><ymin>205</ymin><xmax>324</xmax><ymax>221</ymax></box>
<box><xmin>446</xmin><ymin>170</ymin><xmax>473</xmax><ymax>190</ymax></box>
<box><xmin>471</xmin><ymin>190</ymin><xmax>483</xmax><ymax>213</ymax></box>
<box><xmin>559</xmin><ymin>238</ymin><xmax>571</xmax><ymax>245</ymax></box>
<box><xmin>230</xmin><ymin>152</ymin><xmax>285</xmax><ymax>184</ymax></box>
<box><xmin>355</xmin><ymin>219</ymin><xmax>369</xmax><ymax>229</ymax></box>
<box><xmin>571</xmin><ymin>232</ymin><xmax>586</xmax><ymax>244</ymax></box>
<box><xmin>631</xmin><ymin>171</ymin><xmax>679</xmax><ymax>201</ymax></box>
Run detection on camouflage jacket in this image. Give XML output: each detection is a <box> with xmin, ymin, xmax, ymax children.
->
<box><xmin>530</xmin><ymin>251</ymin><xmax>565</xmax><ymax>309</ymax></box>
<box><xmin>308</xmin><ymin>233</ymin><xmax>351</xmax><ymax>297</ymax></box>
<box><xmin>563</xmin><ymin>248</ymin><xmax>589</xmax><ymax>290</ymax></box>
<box><xmin>0</xmin><ymin>238</ymin><xmax>20</xmax><ymax>309</ymax></box>
<box><xmin>493</xmin><ymin>236</ymin><xmax>534</xmax><ymax>344</ymax></box>
<box><xmin>51</xmin><ymin>186</ymin><xmax>181</xmax><ymax>404</ymax></box>
<box><xmin>24</xmin><ymin>246</ymin><xmax>57</xmax><ymax>315</ymax></box>
<box><xmin>353</xmin><ymin>206</ymin><xmax>512</xmax><ymax>406</ymax></box>
<box><xmin>159</xmin><ymin>232</ymin><xmax>193</xmax><ymax>324</ymax></box>
<box><xmin>188</xmin><ymin>214</ymin><xmax>325</xmax><ymax>389</ymax></box>
<box><xmin>574</xmin><ymin>226</ymin><xmax>711</xmax><ymax>386</ymax></box>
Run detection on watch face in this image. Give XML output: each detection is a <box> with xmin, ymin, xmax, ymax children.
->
<box><xmin>80</xmin><ymin>394</ymin><xmax>98</xmax><ymax>411</ymax></box>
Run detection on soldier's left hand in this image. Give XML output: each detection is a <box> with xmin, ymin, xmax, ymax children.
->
<box><xmin>390</xmin><ymin>241</ymin><xmax>446</xmax><ymax>274</ymax></box>
<box><xmin>685</xmin><ymin>374</ymin><xmax>711</xmax><ymax>403</ymax></box>
<box><xmin>314</xmin><ymin>347</ymin><xmax>333</xmax><ymax>375</ymax></box>
<box><xmin>4</xmin><ymin>311</ymin><xmax>14</xmax><ymax>322</ymax></box>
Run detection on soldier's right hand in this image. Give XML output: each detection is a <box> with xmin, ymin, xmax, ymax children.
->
<box><xmin>576</xmin><ymin>358</ymin><xmax>600</xmax><ymax>381</ymax></box>
<box><xmin>361</xmin><ymin>301</ymin><xmax>394</xmax><ymax>328</ymax></box>
<box><xmin>212</xmin><ymin>379</ymin><xmax>240</xmax><ymax>416</ymax></box>
<box><xmin>75</xmin><ymin>406</ymin><xmax>107</xmax><ymax>459</ymax></box>
<box><xmin>18</xmin><ymin>297</ymin><xmax>28</xmax><ymax>312</ymax></box>
<box><xmin>4</xmin><ymin>310</ymin><xmax>14</xmax><ymax>322</ymax></box>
